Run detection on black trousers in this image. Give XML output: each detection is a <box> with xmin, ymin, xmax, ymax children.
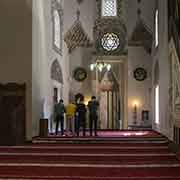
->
<box><xmin>55</xmin><ymin>114</ymin><xmax>64</xmax><ymax>135</ymax></box>
<box><xmin>89</xmin><ymin>114</ymin><xmax>98</xmax><ymax>136</ymax></box>
<box><xmin>75</xmin><ymin>115</ymin><xmax>86</xmax><ymax>136</ymax></box>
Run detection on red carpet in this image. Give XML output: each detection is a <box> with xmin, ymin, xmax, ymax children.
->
<box><xmin>0</xmin><ymin>130</ymin><xmax>179</xmax><ymax>179</ymax></box>
<box><xmin>0</xmin><ymin>152</ymin><xmax>178</xmax><ymax>164</ymax></box>
<box><xmin>48</xmin><ymin>130</ymin><xmax>163</xmax><ymax>137</ymax></box>
<box><xmin>33</xmin><ymin>130</ymin><xmax>167</xmax><ymax>144</ymax></box>
<box><xmin>0</xmin><ymin>146</ymin><xmax>171</xmax><ymax>154</ymax></box>
<box><xmin>0</xmin><ymin>166</ymin><xmax>180</xmax><ymax>178</ymax></box>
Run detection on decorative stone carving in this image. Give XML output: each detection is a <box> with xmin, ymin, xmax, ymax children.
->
<box><xmin>51</xmin><ymin>0</ymin><xmax>63</xmax><ymax>55</ymax></box>
<box><xmin>96</xmin><ymin>0</ymin><xmax>123</xmax><ymax>18</ymax></box>
<box><xmin>64</xmin><ymin>17</ymin><xmax>92</xmax><ymax>53</ymax></box>
<box><xmin>128</xmin><ymin>13</ymin><xmax>153</xmax><ymax>54</ymax></box>
<box><xmin>73</xmin><ymin>67</ymin><xmax>87</xmax><ymax>82</ymax></box>
<box><xmin>51</xmin><ymin>59</ymin><xmax>63</xmax><ymax>84</ymax></box>
<box><xmin>93</xmin><ymin>17</ymin><xmax>127</xmax><ymax>55</ymax></box>
<box><xmin>133</xmin><ymin>67</ymin><xmax>147</xmax><ymax>81</ymax></box>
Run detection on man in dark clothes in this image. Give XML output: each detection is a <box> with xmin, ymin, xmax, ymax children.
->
<box><xmin>88</xmin><ymin>96</ymin><xmax>99</xmax><ymax>136</ymax></box>
<box><xmin>54</xmin><ymin>99</ymin><xmax>66</xmax><ymax>135</ymax></box>
<box><xmin>75</xmin><ymin>98</ymin><xmax>87</xmax><ymax>136</ymax></box>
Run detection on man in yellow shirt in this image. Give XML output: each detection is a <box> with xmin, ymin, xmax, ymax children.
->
<box><xmin>66</xmin><ymin>102</ymin><xmax>76</xmax><ymax>135</ymax></box>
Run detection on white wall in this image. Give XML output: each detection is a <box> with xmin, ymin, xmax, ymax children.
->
<box><xmin>126</xmin><ymin>0</ymin><xmax>155</xmax><ymax>38</ymax></box>
<box><xmin>32</xmin><ymin>0</ymin><xmax>96</xmax><ymax>137</ymax></box>
<box><xmin>128</xmin><ymin>47</ymin><xmax>152</xmax><ymax>126</ymax></box>
<box><xmin>32</xmin><ymin>0</ymin><xmax>47</xmax><ymax>137</ymax></box>
<box><xmin>64</xmin><ymin>0</ymin><xmax>96</xmax><ymax>100</ymax></box>
<box><xmin>0</xmin><ymin>0</ymin><xmax>171</xmax><ymax>139</ymax></box>
<box><xmin>126</xmin><ymin>0</ymin><xmax>154</xmax><ymax>127</ymax></box>
<box><xmin>32</xmin><ymin>0</ymin><xmax>70</xmax><ymax>137</ymax></box>
<box><xmin>151</xmin><ymin>0</ymin><xmax>171</xmax><ymax>139</ymax></box>
<box><xmin>64</xmin><ymin>0</ymin><xmax>96</xmax><ymax>41</ymax></box>
<box><xmin>0</xmin><ymin>0</ymin><xmax>32</xmax><ymax>140</ymax></box>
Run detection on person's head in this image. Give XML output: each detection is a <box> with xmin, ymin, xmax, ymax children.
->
<box><xmin>79</xmin><ymin>98</ymin><xmax>84</xmax><ymax>103</ymax></box>
<box><xmin>59</xmin><ymin>99</ymin><xmax>63</xmax><ymax>103</ymax></box>
<box><xmin>91</xmin><ymin>96</ymin><xmax>96</xmax><ymax>101</ymax></box>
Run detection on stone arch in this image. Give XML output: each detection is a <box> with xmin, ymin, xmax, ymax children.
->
<box><xmin>51</xmin><ymin>59</ymin><xmax>63</xmax><ymax>84</ymax></box>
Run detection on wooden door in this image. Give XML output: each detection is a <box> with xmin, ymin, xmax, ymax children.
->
<box><xmin>0</xmin><ymin>83</ymin><xmax>26</xmax><ymax>145</ymax></box>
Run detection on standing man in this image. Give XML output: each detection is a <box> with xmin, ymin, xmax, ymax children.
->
<box><xmin>88</xmin><ymin>96</ymin><xmax>99</xmax><ymax>136</ymax></box>
<box><xmin>66</xmin><ymin>102</ymin><xmax>76</xmax><ymax>135</ymax></box>
<box><xmin>55</xmin><ymin>99</ymin><xmax>66</xmax><ymax>136</ymax></box>
<box><xmin>76</xmin><ymin>97</ymin><xmax>87</xmax><ymax>136</ymax></box>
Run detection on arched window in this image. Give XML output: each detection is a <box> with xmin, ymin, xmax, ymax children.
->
<box><xmin>52</xmin><ymin>0</ymin><xmax>63</xmax><ymax>55</ymax></box>
<box><xmin>155</xmin><ymin>5</ymin><xmax>159</xmax><ymax>47</ymax></box>
<box><xmin>53</xmin><ymin>10</ymin><xmax>61</xmax><ymax>49</ymax></box>
<box><xmin>102</xmin><ymin>0</ymin><xmax>117</xmax><ymax>17</ymax></box>
<box><xmin>154</xmin><ymin>61</ymin><xmax>159</xmax><ymax>124</ymax></box>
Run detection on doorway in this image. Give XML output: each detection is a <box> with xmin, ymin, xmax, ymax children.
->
<box><xmin>93</xmin><ymin>57</ymin><xmax>128</xmax><ymax>130</ymax></box>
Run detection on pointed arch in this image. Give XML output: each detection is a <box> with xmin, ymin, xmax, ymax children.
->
<box><xmin>51</xmin><ymin>59</ymin><xmax>63</xmax><ymax>84</ymax></box>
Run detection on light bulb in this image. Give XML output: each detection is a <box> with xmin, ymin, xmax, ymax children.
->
<box><xmin>90</xmin><ymin>64</ymin><xmax>95</xmax><ymax>71</ymax></box>
<box><xmin>98</xmin><ymin>64</ymin><xmax>103</xmax><ymax>72</ymax></box>
<box><xmin>107</xmin><ymin>64</ymin><xmax>111</xmax><ymax>71</ymax></box>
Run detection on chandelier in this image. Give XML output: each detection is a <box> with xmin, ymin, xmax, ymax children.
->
<box><xmin>90</xmin><ymin>62</ymin><xmax>111</xmax><ymax>72</ymax></box>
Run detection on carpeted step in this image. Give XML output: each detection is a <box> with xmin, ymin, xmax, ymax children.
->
<box><xmin>2</xmin><ymin>177</ymin><xmax>180</xmax><ymax>180</ymax></box>
<box><xmin>0</xmin><ymin>165</ymin><xmax>180</xmax><ymax>178</ymax></box>
<box><xmin>33</xmin><ymin>136</ymin><xmax>168</xmax><ymax>141</ymax></box>
<box><xmin>32</xmin><ymin>138</ymin><xmax>168</xmax><ymax>145</ymax></box>
<box><xmin>0</xmin><ymin>146</ymin><xmax>171</xmax><ymax>154</ymax></box>
<box><xmin>0</xmin><ymin>153</ymin><xmax>178</xmax><ymax>164</ymax></box>
<box><xmin>30</xmin><ymin>141</ymin><xmax>169</xmax><ymax>146</ymax></box>
<box><xmin>32</xmin><ymin>130</ymin><xmax>168</xmax><ymax>145</ymax></box>
<box><xmin>2</xmin><ymin>178</ymin><xmax>180</xmax><ymax>180</ymax></box>
<box><xmin>0</xmin><ymin>130</ymin><xmax>177</xmax><ymax>179</ymax></box>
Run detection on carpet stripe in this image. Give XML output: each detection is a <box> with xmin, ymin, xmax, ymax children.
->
<box><xmin>0</xmin><ymin>152</ymin><xmax>175</xmax><ymax>156</ymax></box>
<box><xmin>0</xmin><ymin>163</ymin><xmax>179</xmax><ymax>168</ymax></box>
<box><xmin>2</xmin><ymin>176</ymin><xmax>180</xmax><ymax>179</ymax></box>
<box><xmin>32</xmin><ymin>140</ymin><xmax>168</xmax><ymax>144</ymax></box>
<box><xmin>0</xmin><ymin>146</ymin><xmax>168</xmax><ymax>149</ymax></box>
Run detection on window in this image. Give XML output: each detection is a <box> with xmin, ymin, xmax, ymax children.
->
<box><xmin>101</xmin><ymin>32</ymin><xmax>119</xmax><ymax>51</ymax></box>
<box><xmin>52</xmin><ymin>0</ymin><xmax>63</xmax><ymax>55</ymax></box>
<box><xmin>53</xmin><ymin>87</ymin><xmax>58</xmax><ymax>103</ymax></box>
<box><xmin>155</xmin><ymin>85</ymin><xmax>159</xmax><ymax>124</ymax></box>
<box><xmin>102</xmin><ymin>0</ymin><xmax>117</xmax><ymax>17</ymax></box>
<box><xmin>53</xmin><ymin>10</ymin><xmax>61</xmax><ymax>50</ymax></box>
<box><xmin>155</xmin><ymin>9</ymin><xmax>159</xmax><ymax>47</ymax></box>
